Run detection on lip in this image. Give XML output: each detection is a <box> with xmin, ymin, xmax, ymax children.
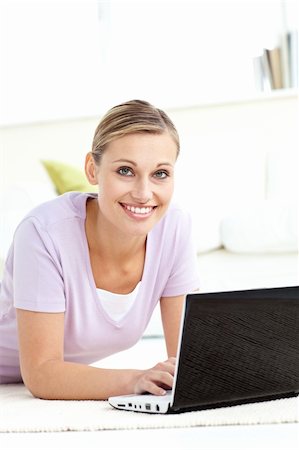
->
<box><xmin>119</xmin><ymin>202</ymin><xmax>157</xmax><ymax>220</ymax></box>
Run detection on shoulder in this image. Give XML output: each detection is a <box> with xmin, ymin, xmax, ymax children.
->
<box><xmin>13</xmin><ymin>192</ymin><xmax>94</xmax><ymax>245</ymax></box>
<box><xmin>17</xmin><ymin>192</ymin><xmax>91</xmax><ymax>231</ymax></box>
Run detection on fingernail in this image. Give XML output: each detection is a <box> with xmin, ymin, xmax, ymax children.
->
<box><xmin>160</xmin><ymin>389</ymin><xmax>166</xmax><ymax>395</ymax></box>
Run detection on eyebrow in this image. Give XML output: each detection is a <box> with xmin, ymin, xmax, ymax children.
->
<box><xmin>112</xmin><ymin>159</ymin><xmax>174</xmax><ymax>167</ymax></box>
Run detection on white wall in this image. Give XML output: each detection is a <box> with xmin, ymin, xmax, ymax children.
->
<box><xmin>1</xmin><ymin>116</ymin><xmax>99</xmax><ymax>189</ymax></box>
<box><xmin>1</xmin><ymin>91</ymin><xmax>297</xmax><ymax>187</ymax></box>
<box><xmin>1</xmin><ymin>90</ymin><xmax>297</xmax><ymax>251</ymax></box>
<box><xmin>1</xmin><ymin>0</ymin><xmax>294</xmax><ymax>125</ymax></box>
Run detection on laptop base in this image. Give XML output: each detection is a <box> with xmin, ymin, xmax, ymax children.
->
<box><xmin>169</xmin><ymin>391</ymin><xmax>299</xmax><ymax>414</ymax></box>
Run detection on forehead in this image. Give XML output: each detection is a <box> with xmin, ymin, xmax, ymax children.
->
<box><xmin>103</xmin><ymin>132</ymin><xmax>178</xmax><ymax>162</ymax></box>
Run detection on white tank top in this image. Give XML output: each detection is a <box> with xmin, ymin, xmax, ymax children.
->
<box><xmin>96</xmin><ymin>282</ymin><xmax>141</xmax><ymax>321</ymax></box>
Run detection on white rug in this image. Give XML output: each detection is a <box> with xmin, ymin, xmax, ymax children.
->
<box><xmin>0</xmin><ymin>384</ymin><xmax>298</xmax><ymax>433</ymax></box>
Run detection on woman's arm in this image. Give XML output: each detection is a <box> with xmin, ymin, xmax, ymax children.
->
<box><xmin>160</xmin><ymin>295</ymin><xmax>185</xmax><ymax>358</ymax></box>
<box><xmin>16</xmin><ymin>309</ymin><xmax>175</xmax><ymax>400</ymax></box>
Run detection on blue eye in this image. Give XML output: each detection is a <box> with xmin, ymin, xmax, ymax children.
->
<box><xmin>118</xmin><ymin>167</ymin><xmax>134</xmax><ymax>176</ymax></box>
<box><xmin>154</xmin><ymin>170</ymin><xmax>168</xmax><ymax>179</ymax></box>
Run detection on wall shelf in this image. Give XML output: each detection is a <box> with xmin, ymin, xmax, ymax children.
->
<box><xmin>166</xmin><ymin>88</ymin><xmax>298</xmax><ymax>112</ymax></box>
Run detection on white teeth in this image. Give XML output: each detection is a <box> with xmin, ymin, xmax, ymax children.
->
<box><xmin>123</xmin><ymin>204</ymin><xmax>153</xmax><ymax>214</ymax></box>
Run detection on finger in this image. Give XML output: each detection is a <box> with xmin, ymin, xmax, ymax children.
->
<box><xmin>140</xmin><ymin>381</ymin><xmax>167</xmax><ymax>396</ymax></box>
<box><xmin>164</xmin><ymin>359</ymin><xmax>176</xmax><ymax>370</ymax></box>
<box><xmin>152</xmin><ymin>356</ymin><xmax>176</xmax><ymax>368</ymax></box>
<box><xmin>150</xmin><ymin>370</ymin><xmax>174</xmax><ymax>389</ymax></box>
<box><xmin>141</xmin><ymin>371</ymin><xmax>173</xmax><ymax>392</ymax></box>
<box><xmin>142</xmin><ymin>372</ymin><xmax>173</xmax><ymax>395</ymax></box>
<box><xmin>154</xmin><ymin>361</ymin><xmax>176</xmax><ymax>375</ymax></box>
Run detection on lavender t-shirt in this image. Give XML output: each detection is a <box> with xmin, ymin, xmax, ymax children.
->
<box><xmin>0</xmin><ymin>192</ymin><xmax>200</xmax><ymax>383</ymax></box>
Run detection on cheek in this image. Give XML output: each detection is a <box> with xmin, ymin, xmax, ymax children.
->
<box><xmin>162</xmin><ymin>182</ymin><xmax>174</xmax><ymax>201</ymax></box>
<box><xmin>97</xmin><ymin>179</ymin><xmax>125</xmax><ymax>203</ymax></box>
<box><xmin>153</xmin><ymin>187</ymin><xmax>173</xmax><ymax>211</ymax></box>
<box><xmin>98</xmin><ymin>177</ymin><xmax>114</xmax><ymax>194</ymax></box>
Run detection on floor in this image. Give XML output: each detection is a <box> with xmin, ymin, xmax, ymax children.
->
<box><xmin>1</xmin><ymin>423</ymin><xmax>298</xmax><ymax>450</ymax></box>
<box><xmin>1</xmin><ymin>338</ymin><xmax>298</xmax><ymax>450</ymax></box>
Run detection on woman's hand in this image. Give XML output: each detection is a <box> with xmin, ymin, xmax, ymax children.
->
<box><xmin>132</xmin><ymin>357</ymin><xmax>176</xmax><ymax>396</ymax></box>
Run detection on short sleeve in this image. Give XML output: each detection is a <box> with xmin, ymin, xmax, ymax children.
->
<box><xmin>161</xmin><ymin>210</ymin><xmax>200</xmax><ymax>297</ymax></box>
<box><xmin>13</xmin><ymin>217</ymin><xmax>66</xmax><ymax>312</ymax></box>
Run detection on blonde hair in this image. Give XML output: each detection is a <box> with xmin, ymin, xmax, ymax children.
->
<box><xmin>91</xmin><ymin>100</ymin><xmax>180</xmax><ymax>164</ymax></box>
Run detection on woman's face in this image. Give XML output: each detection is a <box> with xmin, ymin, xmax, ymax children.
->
<box><xmin>90</xmin><ymin>132</ymin><xmax>178</xmax><ymax>238</ymax></box>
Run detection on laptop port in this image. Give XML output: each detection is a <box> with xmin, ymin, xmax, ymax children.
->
<box><xmin>156</xmin><ymin>404</ymin><xmax>160</xmax><ymax>412</ymax></box>
<box><xmin>128</xmin><ymin>403</ymin><xmax>132</xmax><ymax>407</ymax></box>
<box><xmin>145</xmin><ymin>403</ymin><xmax>151</xmax><ymax>411</ymax></box>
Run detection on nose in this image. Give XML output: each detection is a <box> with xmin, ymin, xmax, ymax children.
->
<box><xmin>131</xmin><ymin>177</ymin><xmax>153</xmax><ymax>204</ymax></box>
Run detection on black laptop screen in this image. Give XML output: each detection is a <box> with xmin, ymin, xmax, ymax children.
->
<box><xmin>172</xmin><ymin>286</ymin><xmax>299</xmax><ymax>410</ymax></box>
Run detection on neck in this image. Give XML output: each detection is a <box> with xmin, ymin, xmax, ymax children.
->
<box><xmin>85</xmin><ymin>199</ymin><xmax>146</xmax><ymax>263</ymax></box>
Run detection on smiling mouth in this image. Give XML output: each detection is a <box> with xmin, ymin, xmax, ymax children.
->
<box><xmin>120</xmin><ymin>203</ymin><xmax>157</xmax><ymax>216</ymax></box>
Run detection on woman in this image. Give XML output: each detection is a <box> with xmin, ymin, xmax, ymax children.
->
<box><xmin>0</xmin><ymin>100</ymin><xmax>199</xmax><ymax>399</ymax></box>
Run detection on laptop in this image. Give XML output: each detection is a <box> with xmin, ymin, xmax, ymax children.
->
<box><xmin>109</xmin><ymin>286</ymin><xmax>299</xmax><ymax>414</ymax></box>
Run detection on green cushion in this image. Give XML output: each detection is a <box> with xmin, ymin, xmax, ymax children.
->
<box><xmin>41</xmin><ymin>160</ymin><xmax>98</xmax><ymax>195</ymax></box>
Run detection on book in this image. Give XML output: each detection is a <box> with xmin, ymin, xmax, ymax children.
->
<box><xmin>253</xmin><ymin>30</ymin><xmax>298</xmax><ymax>92</ymax></box>
<box><xmin>262</xmin><ymin>48</ymin><xmax>274</xmax><ymax>90</ymax></box>
<box><xmin>280</xmin><ymin>32</ymin><xmax>290</xmax><ymax>88</ymax></box>
<box><xmin>266</xmin><ymin>47</ymin><xmax>283</xmax><ymax>90</ymax></box>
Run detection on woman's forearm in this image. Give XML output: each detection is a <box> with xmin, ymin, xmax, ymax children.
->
<box><xmin>26</xmin><ymin>359</ymin><xmax>143</xmax><ymax>400</ymax></box>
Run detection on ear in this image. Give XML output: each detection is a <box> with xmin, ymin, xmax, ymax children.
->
<box><xmin>85</xmin><ymin>152</ymin><xmax>98</xmax><ymax>185</ymax></box>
